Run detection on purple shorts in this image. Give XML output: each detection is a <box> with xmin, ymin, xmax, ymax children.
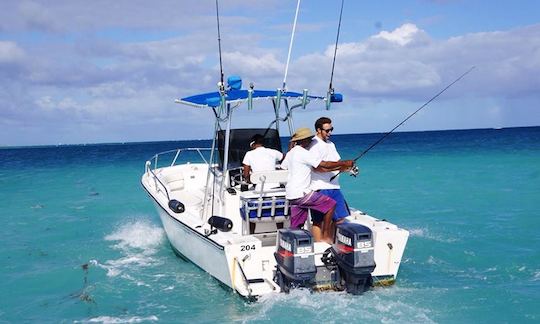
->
<box><xmin>310</xmin><ymin>189</ymin><xmax>350</xmax><ymax>222</ymax></box>
<box><xmin>289</xmin><ymin>191</ymin><xmax>336</xmax><ymax>229</ymax></box>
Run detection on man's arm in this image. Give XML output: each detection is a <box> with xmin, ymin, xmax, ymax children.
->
<box><xmin>315</xmin><ymin>160</ymin><xmax>353</xmax><ymax>172</ymax></box>
<box><xmin>274</xmin><ymin>149</ymin><xmax>285</xmax><ymax>163</ymax></box>
<box><xmin>315</xmin><ymin>164</ymin><xmax>339</xmax><ymax>172</ymax></box>
<box><xmin>310</xmin><ymin>140</ymin><xmax>344</xmax><ymax>172</ymax></box>
<box><xmin>242</xmin><ymin>164</ymin><xmax>252</xmax><ymax>183</ymax></box>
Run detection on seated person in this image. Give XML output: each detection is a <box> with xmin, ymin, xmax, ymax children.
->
<box><xmin>242</xmin><ymin>134</ymin><xmax>284</xmax><ymax>189</ymax></box>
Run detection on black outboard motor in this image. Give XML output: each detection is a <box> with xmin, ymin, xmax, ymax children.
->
<box><xmin>332</xmin><ymin>223</ymin><xmax>376</xmax><ymax>294</ymax></box>
<box><xmin>274</xmin><ymin>229</ymin><xmax>316</xmax><ymax>292</ymax></box>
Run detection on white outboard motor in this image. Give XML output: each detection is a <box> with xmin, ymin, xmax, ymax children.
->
<box><xmin>332</xmin><ymin>223</ymin><xmax>376</xmax><ymax>294</ymax></box>
<box><xmin>274</xmin><ymin>229</ymin><xmax>316</xmax><ymax>292</ymax></box>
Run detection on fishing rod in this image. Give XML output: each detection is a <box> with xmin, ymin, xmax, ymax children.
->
<box><xmin>330</xmin><ymin>66</ymin><xmax>476</xmax><ymax>181</ymax></box>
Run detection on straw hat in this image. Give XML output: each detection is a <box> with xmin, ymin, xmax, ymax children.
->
<box><xmin>290</xmin><ymin>127</ymin><xmax>314</xmax><ymax>142</ymax></box>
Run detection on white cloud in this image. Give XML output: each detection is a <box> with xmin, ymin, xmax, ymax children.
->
<box><xmin>0</xmin><ymin>41</ymin><xmax>26</xmax><ymax>63</ymax></box>
<box><xmin>373</xmin><ymin>23</ymin><xmax>424</xmax><ymax>46</ymax></box>
<box><xmin>18</xmin><ymin>1</ymin><xmax>61</xmax><ymax>32</ymax></box>
<box><xmin>1</xmin><ymin>3</ymin><xmax>540</xmax><ymax>146</ymax></box>
<box><xmin>331</xmin><ymin>42</ymin><xmax>367</xmax><ymax>57</ymax></box>
<box><xmin>298</xmin><ymin>23</ymin><xmax>540</xmax><ymax>101</ymax></box>
<box><xmin>88</xmin><ymin>82</ymin><xmax>138</xmax><ymax>98</ymax></box>
<box><xmin>225</xmin><ymin>52</ymin><xmax>283</xmax><ymax>79</ymax></box>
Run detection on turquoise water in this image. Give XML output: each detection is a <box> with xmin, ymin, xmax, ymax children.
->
<box><xmin>1</xmin><ymin>127</ymin><xmax>539</xmax><ymax>323</ymax></box>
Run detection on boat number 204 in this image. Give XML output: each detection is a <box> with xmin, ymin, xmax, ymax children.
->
<box><xmin>240</xmin><ymin>244</ymin><xmax>256</xmax><ymax>251</ymax></box>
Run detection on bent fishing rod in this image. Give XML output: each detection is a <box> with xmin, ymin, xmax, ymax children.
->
<box><xmin>331</xmin><ymin>66</ymin><xmax>476</xmax><ymax>181</ymax></box>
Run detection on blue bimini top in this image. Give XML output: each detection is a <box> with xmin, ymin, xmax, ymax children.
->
<box><xmin>178</xmin><ymin>89</ymin><xmax>325</xmax><ymax>109</ymax></box>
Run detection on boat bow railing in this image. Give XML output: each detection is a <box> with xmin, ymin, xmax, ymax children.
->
<box><xmin>146</xmin><ymin>147</ymin><xmax>212</xmax><ymax>170</ymax></box>
<box><xmin>145</xmin><ymin>162</ymin><xmax>171</xmax><ymax>201</ymax></box>
<box><xmin>145</xmin><ymin>147</ymin><xmax>213</xmax><ymax>200</ymax></box>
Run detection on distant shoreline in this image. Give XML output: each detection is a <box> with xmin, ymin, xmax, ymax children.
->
<box><xmin>2</xmin><ymin>125</ymin><xmax>538</xmax><ymax>149</ymax></box>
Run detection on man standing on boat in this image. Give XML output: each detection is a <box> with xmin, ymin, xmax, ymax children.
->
<box><xmin>242</xmin><ymin>134</ymin><xmax>283</xmax><ymax>185</ymax></box>
<box><xmin>309</xmin><ymin>117</ymin><xmax>353</xmax><ymax>238</ymax></box>
<box><xmin>281</xmin><ymin>127</ymin><xmax>353</xmax><ymax>243</ymax></box>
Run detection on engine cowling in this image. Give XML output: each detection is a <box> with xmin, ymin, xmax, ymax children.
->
<box><xmin>274</xmin><ymin>229</ymin><xmax>316</xmax><ymax>291</ymax></box>
<box><xmin>332</xmin><ymin>222</ymin><xmax>376</xmax><ymax>294</ymax></box>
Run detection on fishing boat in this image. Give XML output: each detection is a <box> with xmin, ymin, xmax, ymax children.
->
<box><xmin>141</xmin><ymin>2</ymin><xmax>409</xmax><ymax>299</ymax></box>
<box><xmin>141</xmin><ymin>80</ymin><xmax>409</xmax><ymax>298</ymax></box>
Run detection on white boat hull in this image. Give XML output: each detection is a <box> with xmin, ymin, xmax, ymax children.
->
<box><xmin>142</xmin><ymin>163</ymin><xmax>409</xmax><ymax>298</ymax></box>
<box><xmin>153</xmin><ymin>200</ymin><xmax>231</xmax><ymax>287</ymax></box>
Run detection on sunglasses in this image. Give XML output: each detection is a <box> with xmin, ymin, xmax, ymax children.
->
<box><xmin>322</xmin><ymin>127</ymin><xmax>334</xmax><ymax>133</ymax></box>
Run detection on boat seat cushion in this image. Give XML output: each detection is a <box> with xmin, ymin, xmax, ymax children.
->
<box><xmin>250</xmin><ymin>169</ymin><xmax>288</xmax><ymax>185</ymax></box>
<box><xmin>162</xmin><ymin>173</ymin><xmax>184</xmax><ymax>191</ymax></box>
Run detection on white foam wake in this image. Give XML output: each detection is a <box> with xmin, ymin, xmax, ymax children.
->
<box><xmin>105</xmin><ymin>220</ymin><xmax>165</xmax><ymax>252</ymax></box>
<box><xmin>408</xmin><ymin>227</ymin><xmax>458</xmax><ymax>243</ymax></box>
<box><xmin>251</xmin><ymin>287</ymin><xmax>436</xmax><ymax>323</ymax></box>
<box><xmin>91</xmin><ymin>220</ymin><xmax>165</xmax><ymax>279</ymax></box>
<box><xmin>76</xmin><ymin>315</ymin><xmax>158</xmax><ymax>323</ymax></box>
<box><xmin>532</xmin><ymin>270</ymin><xmax>540</xmax><ymax>281</ymax></box>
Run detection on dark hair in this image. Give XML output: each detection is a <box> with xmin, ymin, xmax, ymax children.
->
<box><xmin>250</xmin><ymin>134</ymin><xmax>265</xmax><ymax>145</ymax></box>
<box><xmin>315</xmin><ymin>117</ymin><xmax>332</xmax><ymax>131</ymax></box>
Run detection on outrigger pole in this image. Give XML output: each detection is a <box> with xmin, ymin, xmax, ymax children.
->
<box><xmin>326</xmin><ymin>0</ymin><xmax>345</xmax><ymax>110</ymax></box>
<box><xmin>215</xmin><ymin>0</ymin><xmax>225</xmax><ymax>90</ymax></box>
<box><xmin>330</xmin><ymin>66</ymin><xmax>476</xmax><ymax>181</ymax></box>
<box><xmin>282</xmin><ymin>0</ymin><xmax>301</xmax><ymax>92</ymax></box>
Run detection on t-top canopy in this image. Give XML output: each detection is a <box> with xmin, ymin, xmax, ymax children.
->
<box><xmin>178</xmin><ymin>89</ymin><xmax>325</xmax><ymax>108</ymax></box>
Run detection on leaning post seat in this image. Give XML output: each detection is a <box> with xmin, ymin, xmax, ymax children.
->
<box><xmin>239</xmin><ymin>170</ymin><xmax>289</xmax><ymax>235</ymax></box>
<box><xmin>250</xmin><ymin>169</ymin><xmax>287</xmax><ymax>193</ymax></box>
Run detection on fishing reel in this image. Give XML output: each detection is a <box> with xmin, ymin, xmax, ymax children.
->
<box><xmin>349</xmin><ymin>164</ymin><xmax>359</xmax><ymax>177</ymax></box>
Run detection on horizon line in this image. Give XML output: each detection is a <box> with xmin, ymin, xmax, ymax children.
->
<box><xmin>1</xmin><ymin>125</ymin><xmax>538</xmax><ymax>150</ymax></box>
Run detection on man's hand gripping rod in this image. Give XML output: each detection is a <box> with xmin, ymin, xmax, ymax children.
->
<box><xmin>331</xmin><ymin>66</ymin><xmax>476</xmax><ymax>181</ymax></box>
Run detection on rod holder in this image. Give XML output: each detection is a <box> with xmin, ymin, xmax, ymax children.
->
<box><xmin>248</xmin><ymin>89</ymin><xmax>253</xmax><ymax>110</ymax></box>
<box><xmin>302</xmin><ymin>89</ymin><xmax>308</xmax><ymax>109</ymax></box>
<box><xmin>275</xmin><ymin>88</ymin><xmax>282</xmax><ymax>111</ymax></box>
<box><xmin>325</xmin><ymin>89</ymin><xmax>333</xmax><ymax>110</ymax></box>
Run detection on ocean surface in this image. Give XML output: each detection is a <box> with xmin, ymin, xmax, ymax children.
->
<box><xmin>1</xmin><ymin>127</ymin><xmax>539</xmax><ymax>323</ymax></box>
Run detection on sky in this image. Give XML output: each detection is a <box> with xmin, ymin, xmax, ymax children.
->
<box><xmin>1</xmin><ymin>0</ymin><xmax>539</xmax><ymax>146</ymax></box>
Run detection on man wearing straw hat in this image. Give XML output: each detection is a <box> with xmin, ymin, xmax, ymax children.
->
<box><xmin>281</xmin><ymin>127</ymin><xmax>354</xmax><ymax>243</ymax></box>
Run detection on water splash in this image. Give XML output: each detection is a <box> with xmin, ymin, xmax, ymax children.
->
<box><xmin>76</xmin><ymin>315</ymin><xmax>158</xmax><ymax>323</ymax></box>
<box><xmin>249</xmin><ymin>288</ymin><xmax>436</xmax><ymax>323</ymax></box>
<box><xmin>91</xmin><ymin>220</ymin><xmax>165</xmax><ymax>278</ymax></box>
<box><xmin>408</xmin><ymin>227</ymin><xmax>458</xmax><ymax>243</ymax></box>
<box><xmin>105</xmin><ymin>220</ymin><xmax>164</xmax><ymax>252</ymax></box>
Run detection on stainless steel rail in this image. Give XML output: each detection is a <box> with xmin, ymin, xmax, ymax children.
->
<box><xmin>145</xmin><ymin>161</ymin><xmax>170</xmax><ymax>200</ymax></box>
<box><xmin>145</xmin><ymin>147</ymin><xmax>212</xmax><ymax>201</ymax></box>
<box><xmin>147</xmin><ymin>147</ymin><xmax>212</xmax><ymax>170</ymax></box>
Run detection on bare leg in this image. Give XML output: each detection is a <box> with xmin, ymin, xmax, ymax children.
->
<box><xmin>328</xmin><ymin>218</ymin><xmax>344</xmax><ymax>242</ymax></box>
<box><xmin>311</xmin><ymin>222</ymin><xmax>323</xmax><ymax>242</ymax></box>
<box><xmin>321</xmin><ymin>206</ymin><xmax>336</xmax><ymax>243</ymax></box>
